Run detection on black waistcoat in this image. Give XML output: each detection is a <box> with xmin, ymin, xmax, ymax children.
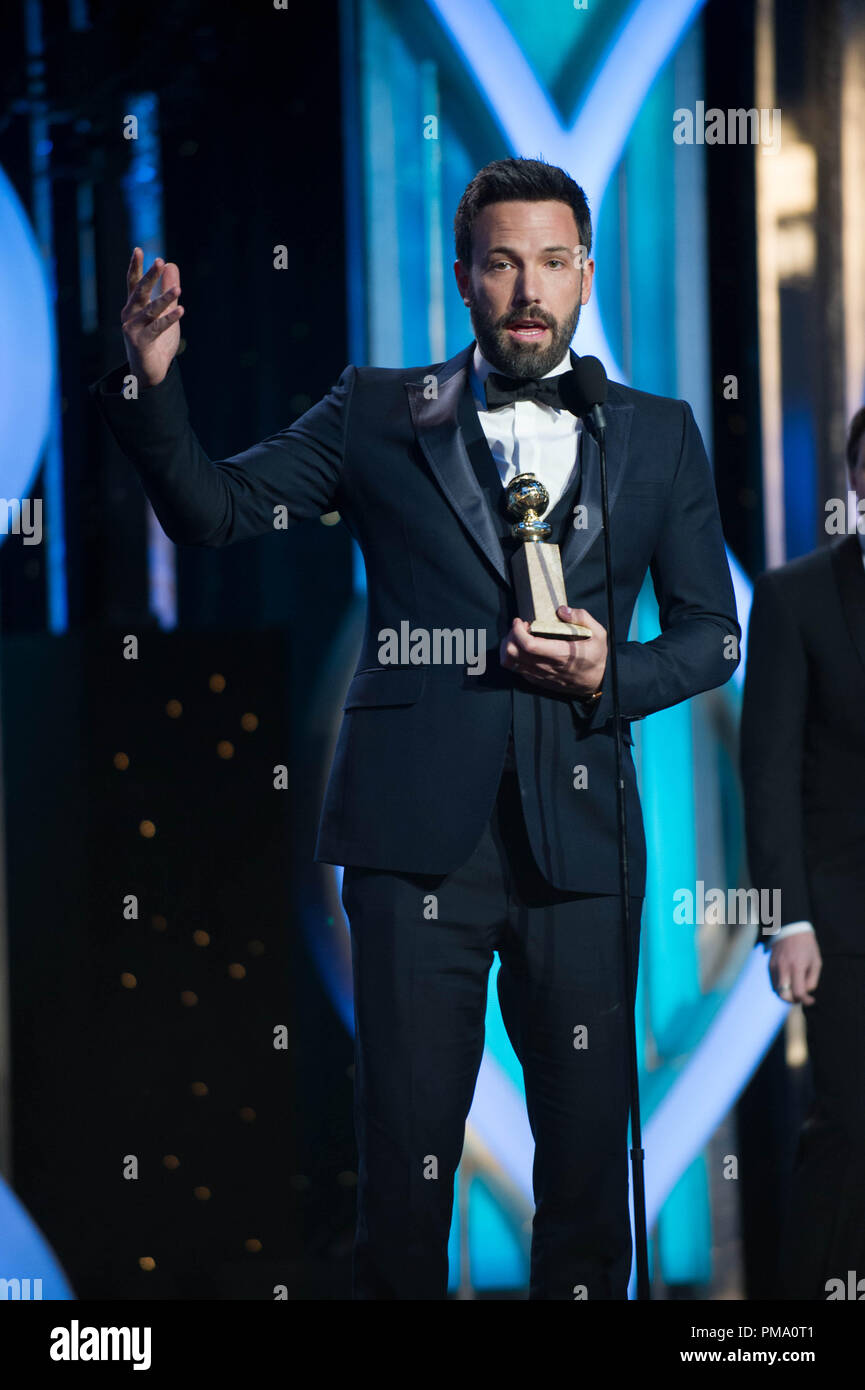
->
<box><xmin>456</xmin><ymin>383</ymin><xmax>584</xmax><ymax>773</ymax></box>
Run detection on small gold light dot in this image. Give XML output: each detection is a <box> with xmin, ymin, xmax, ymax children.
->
<box><xmin>320</xmin><ymin>512</ymin><xmax>340</xmax><ymax>526</ymax></box>
<box><xmin>113</xmin><ymin>752</ymin><xmax>130</xmax><ymax>771</ymax></box>
<box><xmin>239</xmin><ymin>1107</ymin><xmax>256</xmax><ymax>1123</ymax></box>
<box><xmin>193</xmin><ymin>930</ymin><xmax>210</xmax><ymax>946</ymax></box>
<box><xmin>337</xmin><ymin>1171</ymin><xmax>357</xmax><ymax>1189</ymax></box>
<box><xmin>151</xmin><ymin>914</ymin><xmax>168</xmax><ymax>932</ymax></box>
<box><xmin>165</xmin><ymin>699</ymin><xmax>183</xmax><ymax>718</ymax></box>
<box><xmin>163</xmin><ymin>1155</ymin><xmax>180</xmax><ymax>1170</ymax></box>
<box><xmin>228</xmin><ymin>963</ymin><xmax>246</xmax><ymax>980</ymax></box>
<box><xmin>139</xmin><ymin>820</ymin><xmax>156</xmax><ymax>839</ymax></box>
<box><xmin>209</xmin><ymin>674</ymin><xmax>226</xmax><ymax>693</ymax></box>
<box><xmin>193</xmin><ymin>1186</ymin><xmax>211</xmax><ymax>1201</ymax></box>
<box><xmin>139</xmin><ymin>1257</ymin><xmax>156</xmax><ymax>1272</ymax></box>
<box><xmin>289</xmin><ymin>1175</ymin><xmax>311</xmax><ymax>1192</ymax></box>
<box><xmin>240</xmin><ymin>713</ymin><xmax>259</xmax><ymax>732</ymax></box>
<box><xmin>247</xmin><ymin>940</ymin><xmax>265</xmax><ymax>957</ymax></box>
<box><xmin>244</xmin><ymin>1239</ymin><xmax>262</xmax><ymax>1254</ymax></box>
<box><xmin>190</xmin><ymin>1082</ymin><xmax>208</xmax><ymax>1097</ymax></box>
<box><xmin>216</xmin><ymin>740</ymin><xmax>234</xmax><ymax>759</ymax></box>
<box><xmin>180</xmin><ymin>990</ymin><xmax>198</xmax><ymax>1007</ymax></box>
<box><xmin>120</xmin><ymin>972</ymin><xmax>137</xmax><ymax>989</ymax></box>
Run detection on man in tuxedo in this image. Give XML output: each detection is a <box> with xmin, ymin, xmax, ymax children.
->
<box><xmin>740</xmin><ymin>407</ymin><xmax>865</xmax><ymax>1299</ymax></box>
<box><xmin>90</xmin><ymin>157</ymin><xmax>740</xmax><ymax>1300</ymax></box>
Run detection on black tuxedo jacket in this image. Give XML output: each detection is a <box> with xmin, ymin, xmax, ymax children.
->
<box><xmin>740</xmin><ymin>534</ymin><xmax>865</xmax><ymax>955</ymax></box>
<box><xmin>90</xmin><ymin>342</ymin><xmax>740</xmax><ymax>894</ymax></box>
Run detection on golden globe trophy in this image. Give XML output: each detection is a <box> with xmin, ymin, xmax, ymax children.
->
<box><xmin>504</xmin><ymin>473</ymin><xmax>591</xmax><ymax>639</ymax></box>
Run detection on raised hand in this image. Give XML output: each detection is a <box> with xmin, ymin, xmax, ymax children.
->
<box><xmin>121</xmin><ymin>249</ymin><xmax>184</xmax><ymax>388</ymax></box>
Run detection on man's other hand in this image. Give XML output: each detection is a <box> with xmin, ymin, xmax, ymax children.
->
<box><xmin>769</xmin><ymin>932</ymin><xmax>822</xmax><ymax>1006</ymax></box>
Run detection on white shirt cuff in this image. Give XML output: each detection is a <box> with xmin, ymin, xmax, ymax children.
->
<box><xmin>764</xmin><ymin>920</ymin><xmax>815</xmax><ymax>949</ymax></box>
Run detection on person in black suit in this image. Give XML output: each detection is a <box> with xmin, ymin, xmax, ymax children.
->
<box><xmin>740</xmin><ymin>406</ymin><xmax>865</xmax><ymax>1300</ymax></box>
<box><xmin>90</xmin><ymin>158</ymin><xmax>740</xmax><ymax>1300</ymax></box>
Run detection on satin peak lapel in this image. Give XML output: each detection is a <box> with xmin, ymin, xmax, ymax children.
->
<box><xmin>405</xmin><ymin>347</ymin><xmax>510</xmax><ymax>587</ymax></box>
<box><xmin>559</xmin><ymin>401</ymin><xmax>633</xmax><ymax>580</ymax></box>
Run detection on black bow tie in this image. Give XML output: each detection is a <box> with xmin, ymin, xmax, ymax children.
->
<box><xmin>484</xmin><ymin>372</ymin><xmax>567</xmax><ymax>411</ymax></box>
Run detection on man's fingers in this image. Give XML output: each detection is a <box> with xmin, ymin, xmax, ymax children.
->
<box><xmin>123</xmin><ymin>292</ymin><xmax>183</xmax><ymax>340</ymax></box>
<box><xmin>509</xmin><ymin>618</ymin><xmax>592</xmax><ymax>658</ymax></box>
<box><xmin>508</xmin><ymin>619</ymin><xmax>546</xmax><ymax>656</ymax></box>
<box><xmin>126</xmin><ymin>286</ymin><xmax>181</xmax><ymax>326</ymax></box>
<box><xmin>771</xmin><ymin>942</ymin><xmax>822</xmax><ymax>1005</ymax></box>
<box><xmin>559</xmin><ymin>606</ymin><xmax>604</xmax><ymax>639</ymax></box>
<box><xmin>126</xmin><ymin>252</ymin><xmax>179</xmax><ymax>308</ymax></box>
<box><xmin>800</xmin><ymin>952</ymin><xmax>822</xmax><ymax>1005</ymax></box>
<box><xmin>126</xmin><ymin>247</ymin><xmax>144</xmax><ymax>292</ymax></box>
<box><xmin>804</xmin><ymin>953</ymin><xmax>822</xmax><ymax>991</ymax></box>
<box><xmin>770</xmin><ymin>956</ymin><xmax>791</xmax><ymax>998</ymax></box>
<box><xmin>127</xmin><ymin>251</ymin><xmax>163</xmax><ymax>298</ymax></box>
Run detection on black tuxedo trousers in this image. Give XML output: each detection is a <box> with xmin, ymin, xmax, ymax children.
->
<box><xmin>344</xmin><ymin>761</ymin><xmax>642</xmax><ymax>1300</ymax></box>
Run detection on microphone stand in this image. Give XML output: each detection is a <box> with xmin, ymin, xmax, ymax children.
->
<box><xmin>585</xmin><ymin>402</ymin><xmax>650</xmax><ymax>1302</ymax></box>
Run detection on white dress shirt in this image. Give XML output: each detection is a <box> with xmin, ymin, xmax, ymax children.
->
<box><xmin>767</xmin><ymin>529</ymin><xmax>865</xmax><ymax>950</ymax></box>
<box><xmin>469</xmin><ymin>344</ymin><xmax>580</xmax><ymax>514</ymax></box>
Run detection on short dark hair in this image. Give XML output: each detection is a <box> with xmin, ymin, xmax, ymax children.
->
<box><xmin>454</xmin><ymin>157</ymin><xmax>592</xmax><ymax>269</ymax></box>
<box><xmin>847</xmin><ymin>405</ymin><xmax>865</xmax><ymax>471</ymax></box>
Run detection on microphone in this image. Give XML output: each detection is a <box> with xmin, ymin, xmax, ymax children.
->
<box><xmin>559</xmin><ymin>349</ymin><xmax>650</xmax><ymax>1298</ymax></box>
<box><xmin>559</xmin><ymin>356</ymin><xmax>608</xmax><ymax>434</ymax></box>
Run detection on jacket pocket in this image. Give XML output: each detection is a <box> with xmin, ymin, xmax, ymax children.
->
<box><xmin>341</xmin><ymin>665</ymin><xmax>426</xmax><ymax>709</ymax></box>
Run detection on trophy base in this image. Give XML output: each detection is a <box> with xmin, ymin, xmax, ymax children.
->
<box><xmin>528</xmin><ymin>619</ymin><xmax>592</xmax><ymax>640</ymax></box>
<box><xmin>511</xmin><ymin>542</ymin><xmax>591</xmax><ymax>641</ymax></box>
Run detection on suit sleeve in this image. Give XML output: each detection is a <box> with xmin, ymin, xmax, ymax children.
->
<box><xmin>739</xmin><ymin>570</ymin><xmax>813</xmax><ymax>939</ymax></box>
<box><xmin>88</xmin><ymin>356</ymin><xmax>354</xmax><ymax>546</ymax></box>
<box><xmin>573</xmin><ymin>399</ymin><xmax>740</xmax><ymax>729</ymax></box>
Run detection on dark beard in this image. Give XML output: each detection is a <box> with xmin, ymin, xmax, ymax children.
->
<box><xmin>470</xmin><ymin>299</ymin><xmax>582</xmax><ymax>378</ymax></box>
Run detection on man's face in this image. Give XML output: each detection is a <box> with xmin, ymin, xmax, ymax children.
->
<box><xmin>453</xmin><ymin>199</ymin><xmax>594</xmax><ymax>378</ymax></box>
